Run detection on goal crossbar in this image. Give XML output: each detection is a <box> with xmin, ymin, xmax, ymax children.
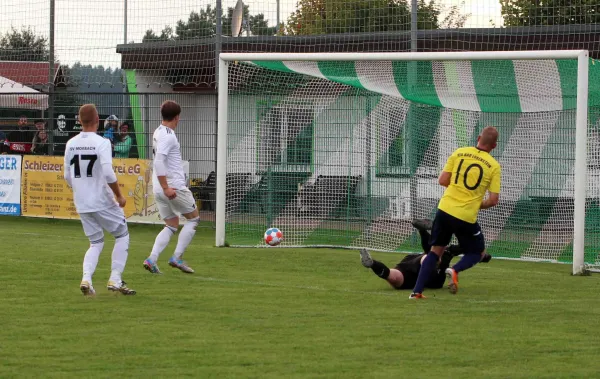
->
<box><xmin>216</xmin><ymin>50</ymin><xmax>590</xmax><ymax>275</ymax></box>
<box><xmin>219</xmin><ymin>50</ymin><xmax>587</xmax><ymax>62</ymax></box>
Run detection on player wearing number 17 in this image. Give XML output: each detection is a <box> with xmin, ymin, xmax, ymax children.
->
<box><xmin>409</xmin><ymin>126</ymin><xmax>501</xmax><ymax>299</ymax></box>
<box><xmin>64</xmin><ymin>104</ymin><xmax>135</xmax><ymax>296</ymax></box>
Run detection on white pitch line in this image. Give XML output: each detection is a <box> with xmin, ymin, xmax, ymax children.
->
<box><xmin>6</xmin><ymin>232</ymin><xmax>574</xmax><ymax>277</ymax></box>
<box><xmin>474</xmin><ymin>266</ymin><xmax>557</xmax><ymax>276</ymax></box>
<box><xmin>2</xmin><ymin>258</ymin><xmax>589</xmax><ymax>305</ymax></box>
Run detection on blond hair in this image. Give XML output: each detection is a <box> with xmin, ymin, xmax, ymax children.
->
<box><xmin>78</xmin><ymin>104</ymin><xmax>98</xmax><ymax>127</ymax></box>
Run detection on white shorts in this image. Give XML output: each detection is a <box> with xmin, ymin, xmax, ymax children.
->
<box><xmin>155</xmin><ymin>187</ymin><xmax>196</xmax><ymax>220</ymax></box>
<box><xmin>80</xmin><ymin>206</ymin><xmax>128</xmax><ymax>239</ymax></box>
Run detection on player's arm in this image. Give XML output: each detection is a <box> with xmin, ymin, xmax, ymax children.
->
<box><xmin>100</xmin><ymin>140</ymin><xmax>126</xmax><ymax>207</ymax></box>
<box><xmin>481</xmin><ymin>192</ymin><xmax>499</xmax><ymax>209</ymax></box>
<box><xmin>481</xmin><ymin>165</ymin><xmax>501</xmax><ymax>209</ymax></box>
<box><xmin>154</xmin><ymin>135</ymin><xmax>176</xmax><ymax>200</ymax></box>
<box><xmin>63</xmin><ymin>149</ymin><xmax>72</xmax><ymax>188</ymax></box>
<box><xmin>438</xmin><ymin>153</ymin><xmax>456</xmax><ymax>187</ymax></box>
<box><xmin>438</xmin><ymin>171</ymin><xmax>451</xmax><ymax>187</ymax></box>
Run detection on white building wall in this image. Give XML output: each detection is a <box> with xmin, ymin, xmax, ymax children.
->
<box><xmin>130</xmin><ymin>72</ymin><xmax>600</xmax><ymax>202</ymax></box>
<box><xmin>129</xmin><ymin>72</ymin><xmax>217</xmax><ymax>180</ymax></box>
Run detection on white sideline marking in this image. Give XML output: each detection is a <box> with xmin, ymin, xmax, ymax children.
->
<box><xmin>3</xmin><ymin>257</ymin><xmax>588</xmax><ymax>305</ymax></box>
<box><xmin>475</xmin><ymin>266</ymin><xmax>555</xmax><ymax>276</ymax></box>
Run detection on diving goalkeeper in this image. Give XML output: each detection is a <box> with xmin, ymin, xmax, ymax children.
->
<box><xmin>359</xmin><ymin>219</ymin><xmax>491</xmax><ymax>290</ymax></box>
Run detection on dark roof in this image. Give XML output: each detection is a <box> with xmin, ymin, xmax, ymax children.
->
<box><xmin>116</xmin><ymin>24</ymin><xmax>600</xmax><ymax>89</ymax></box>
<box><xmin>0</xmin><ymin>61</ymin><xmax>64</xmax><ymax>87</ymax></box>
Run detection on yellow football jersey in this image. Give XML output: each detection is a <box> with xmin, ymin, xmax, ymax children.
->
<box><xmin>437</xmin><ymin>146</ymin><xmax>501</xmax><ymax>223</ymax></box>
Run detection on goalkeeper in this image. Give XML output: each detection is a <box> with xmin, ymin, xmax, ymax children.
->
<box><xmin>359</xmin><ymin>219</ymin><xmax>491</xmax><ymax>290</ymax></box>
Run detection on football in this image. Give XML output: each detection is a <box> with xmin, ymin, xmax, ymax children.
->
<box><xmin>264</xmin><ymin>227</ymin><xmax>283</xmax><ymax>246</ymax></box>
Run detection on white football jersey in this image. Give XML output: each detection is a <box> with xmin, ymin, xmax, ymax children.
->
<box><xmin>152</xmin><ymin>124</ymin><xmax>186</xmax><ymax>191</ymax></box>
<box><xmin>64</xmin><ymin>132</ymin><xmax>116</xmax><ymax>213</ymax></box>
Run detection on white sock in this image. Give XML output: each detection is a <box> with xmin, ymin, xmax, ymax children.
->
<box><xmin>109</xmin><ymin>232</ymin><xmax>129</xmax><ymax>284</ymax></box>
<box><xmin>174</xmin><ymin>217</ymin><xmax>199</xmax><ymax>259</ymax></box>
<box><xmin>82</xmin><ymin>238</ymin><xmax>104</xmax><ymax>283</ymax></box>
<box><xmin>150</xmin><ymin>226</ymin><xmax>177</xmax><ymax>261</ymax></box>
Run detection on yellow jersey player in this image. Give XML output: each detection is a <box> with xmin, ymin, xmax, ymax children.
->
<box><xmin>409</xmin><ymin>126</ymin><xmax>501</xmax><ymax>299</ymax></box>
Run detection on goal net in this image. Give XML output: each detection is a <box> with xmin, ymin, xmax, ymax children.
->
<box><xmin>217</xmin><ymin>52</ymin><xmax>600</xmax><ymax>272</ymax></box>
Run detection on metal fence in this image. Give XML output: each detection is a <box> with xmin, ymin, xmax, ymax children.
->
<box><xmin>0</xmin><ymin>91</ymin><xmax>218</xmax><ymax>219</ymax></box>
<box><xmin>2</xmin><ymin>1</ymin><xmax>600</xmax><ymax>88</ymax></box>
<box><xmin>3</xmin><ymin>0</ymin><xmax>600</xmax><ymax>223</ymax></box>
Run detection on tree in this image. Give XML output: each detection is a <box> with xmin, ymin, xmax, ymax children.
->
<box><xmin>417</xmin><ymin>0</ymin><xmax>470</xmax><ymax>29</ymax></box>
<box><xmin>68</xmin><ymin>62</ymin><xmax>123</xmax><ymax>88</ymax></box>
<box><xmin>54</xmin><ymin>63</ymin><xmax>124</xmax><ymax>115</ymax></box>
<box><xmin>142</xmin><ymin>5</ymin><xmax>276</xmax><ymax>42</ymax></box>
<box><xmin>143</xmin><ymin>26</ymin><xmax>174</xmax><ymax>42</ymax></box>
<box><xmin>438</xmin><ymin>2</ymin><xmax>470</xmax><ymax>28</ymax></box>
<box><xmin>0</xmin><ymin>27</ymin><xmax>49</xmax><ymax>61</ymax></box>
<box><xmin>249</xmin><ymin>14</ymin><xmax>279</xmax><ymax>36</ymax></box>
<box><xmin>285</xmin><ymin>0</ymin><xmax>469</xmax><ymax>35</ymax></box>
<box><xmin>176</xmin><ymin>6</ymin><xmax>218</xmax><ymax>39</ymax></box>
<box><xmin>501</xmin><ymin>0</ymin><xmax>600</xmax><ymax>26</ymax></box>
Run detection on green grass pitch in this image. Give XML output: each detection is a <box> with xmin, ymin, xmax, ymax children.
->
<box><xmin>2</xmin><ymin>216</ymin><xmax>600</xmax><ymax>378</ymax></box>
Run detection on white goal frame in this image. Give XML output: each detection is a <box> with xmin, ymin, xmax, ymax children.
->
<box><xmin>216</xmin><ymin>50</ymin><xmax>590</xmax><ymax>275</ymax></box>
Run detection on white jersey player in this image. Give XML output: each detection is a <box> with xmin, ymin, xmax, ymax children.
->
<box><xmin>143</xmin><ymin>100</ymin><xmax>199</xmax><ymax>274</ymax></box>
<box><xmin>64</xmin><ymin>104</ymin><xmax>135</xmax><ymax>296</ymax></box>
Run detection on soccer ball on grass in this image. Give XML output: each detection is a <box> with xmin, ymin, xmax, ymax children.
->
<box><xmin>264</xmin><ymin>227</ymin><xmax>283</xmax><ymax>246</ymax></box>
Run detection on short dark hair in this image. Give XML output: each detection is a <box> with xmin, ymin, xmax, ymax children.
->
<box><xmin>161</xmin><ymin>100</ymin><xmax>181</xmax><ymax>122</ymax></box>
<box><xmin>34</xmin><ymin>119</ymin><xmax>45</xmax><ymax>125</ymax></box>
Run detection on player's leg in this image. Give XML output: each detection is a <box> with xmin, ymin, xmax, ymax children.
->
<box><xmin>359</xmin><ymin>249</ymin><xmax>404</xmax><ymax>288</ymax></box>
<box><xmin>411</xmin><ymin>219</ymin><xmax>433</xmax><ymax>253</ymax></box>
<box><xmin>386</xmin><ymin>269</ymin><xmax>405</xmax><ymax>288</ymax></box>
<box><xmin>168</xmin><ymin>188</ymin><xmax>199</xmax><ymax>273</ymax></box>
<box><xmin>424</xmin><ymin>249</ymin><xmax>454</xmax><ymax>289</ymax></box>
<box><xmin>144</xmin><ymin>192</ymin><xmax>179</xmax><ymax>274</ymax></box>
<box><xmin>445</xmin><ymin>244</ymin><xmax>491</xmax><ymax>262</ymax></box>
<box><xmin>446</xmin><ymin>244</ymin><xmax>463</xmax><ymax>256</ymax></box>
<box><xmin>439</xmin><ymin>249</ymin><xmax>454</xmax><ymax>272</ymax></box>
<box><xmin>445</xmin><ymin>221</ymin><xmax>486</xmax><ymax>294</ymax></box>
<box><xmin>410</xmin><ymin>210</ymin><xmax>453</xmax><ymax>299</ymax></box>
<box><xmin>98</xmin><ymin>207</ymin><xmax>136</xmax><ymax>295</ymax></box>
<box><xmin>79</xmin><ymin>213</ymin><xmax>105</xmax><ymax>297</ymax></box>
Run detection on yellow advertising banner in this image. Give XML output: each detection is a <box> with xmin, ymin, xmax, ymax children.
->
<box><xmin>21</xmin><ymin>156</ymin><xmax>166</xmax><ymax>223</ymax></box>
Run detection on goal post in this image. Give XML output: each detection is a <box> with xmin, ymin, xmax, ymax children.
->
<box><xmin>574</xmin><ymin>53</ymin><xmax>589</xmax><ymax>275</ymax></box>
<box><xmin>216</xmin><ymin>57</ymin><xmax>230</xmax><ymax>249</ymax></box>
<box><xmin>216</xmin><ymin>50</ymin><xmax>591</xmax><ymax>275</ymax></box>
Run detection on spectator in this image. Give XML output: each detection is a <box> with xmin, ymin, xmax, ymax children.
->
<box><xmin>0</xmin><ymin>132</ymin><xmax>9</xmax><ymax>155</ymax></box>
<box><xmin>103</xmin><ymin>115</ymin><xmax>118</xmax><ymax>144</ymax></box>
<box><xmin>8</xmin><ymin>115</ymin><xmax>34</xmax><ymax>154</ymax></box>
<box><xmin>31</xmin><ymin>119</ymin><xmax>47</xmax><ymax>154</ymax></box>
<box><xmin>34</xmin><ymin>119</ymin><xmax>46</xmax><ymax>132</ymax></box>
<box><xmin>31</xmin><ymin>129</ymin><xmax>50</xmax><ymax>155</ymax></box>
<box><xmin>114</xmin><ymin>122</ymin><xmax>133</xmax><ymax>158</ymax></box>
<box><xmin>18</xmin><ymin>115</ymin><xmax>27</xmax><ymax>126</ymax></box>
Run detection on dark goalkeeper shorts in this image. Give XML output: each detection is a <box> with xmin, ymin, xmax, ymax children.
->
<box><xmin>394</xmin><ymin>253</ymin><xmax>448</xmax><ymax>290</ymax></box>
<box><xmin>429</xmin><ymin>209</ymin><xmax>485</xmax><ymax>255</ymax></box>
<box><xmin>394</xmin><ymin>254</ymin><xmax>423</xmax><ymax>290</ymax></box>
